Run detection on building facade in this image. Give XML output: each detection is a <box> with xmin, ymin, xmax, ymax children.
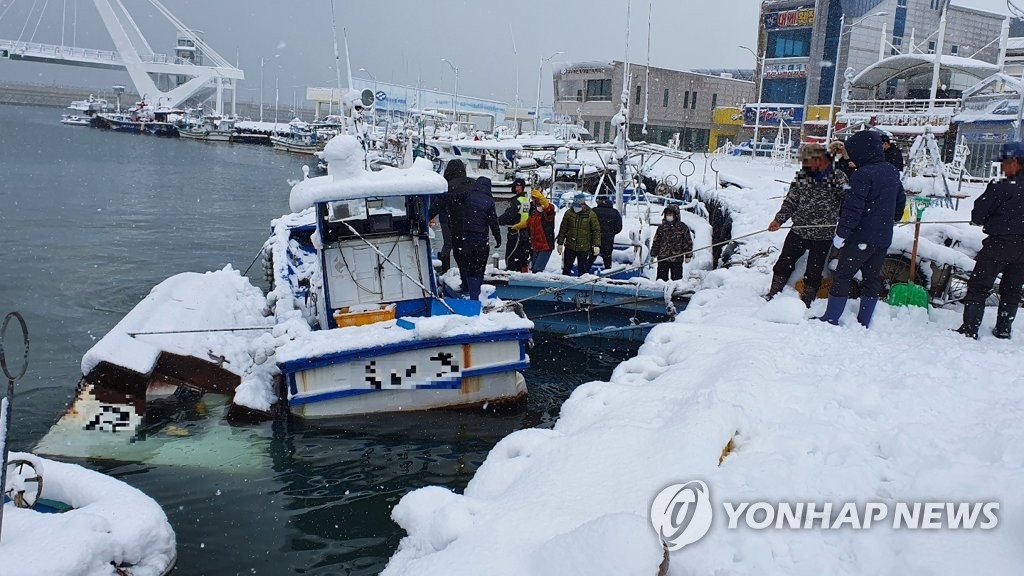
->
<box><xmin>750</xmin><ymin>0</ymin><xmax>1005</xmax><ymax>142</ymax></box>
<box><xmin>551</xmin><ymin>61</ymin><xmax>754</xmax><ymax>151</ymax></box>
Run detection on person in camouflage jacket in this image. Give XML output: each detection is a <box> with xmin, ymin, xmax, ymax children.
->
<box><xmin>765</xmin><ymin>143</ymin><xmax>848</xmax><ymax>306</ymax></box>
<box><xmin>650</xmin><ymin>204</ymin><xmax>693</xmax><ymax>281</ymax></box>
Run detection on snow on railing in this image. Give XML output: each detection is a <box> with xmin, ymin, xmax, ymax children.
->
<box><xmin>0</xmin><ymin>40</ymin><xmax>197</xmax><ymax>67</ymax></box>
<box><xmin>842</xmin><ymin>98</ymin><xmax>960</xmax><ymax>114</ymax></box>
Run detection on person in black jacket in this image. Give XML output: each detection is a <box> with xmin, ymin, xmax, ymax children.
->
<box><xmin>880</xmin><ymin>133</ymin><xmax>905</xmax><ymax>172</ymax></box>
<box><xmin>460</xmin><ymin>177</ymin><xmax>502</xmax><ymax>300</ymax></box>
<box><xmin>497</xmin><ymin>178</ymin><xmax>531</xmax><ymax>272</ymax></box>
<box><xmin>955</xmin><ymin>141</ymin><xmax>1024</xmax><ymax>339</ymax></box>
<box><xmin>431</xmin><ymin>159</ymin><xmax>474</xmax><ymax>275</ymax></box>
<box><xmin>818</xmin><ymin>130</ymin><xmax>906</xmax><ymax>327</ymax></box>
<box><xmin>591</xmin><ymin>196</ymin><xmax>623</xmax><ymax>269</ymax></box>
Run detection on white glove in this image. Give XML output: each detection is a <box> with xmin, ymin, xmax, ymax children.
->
<box><xmin>592</xmin><ymin>246</ymin><xmax>600</xmax><ymax>256</ymax></box>
<box><xmin>832</xmin><ymin>236</ymin><xmax>845</xmax><ymax>249</ymax></box>
<box><xmin>557</xmin><ymin>244</ymin><xmax>564</xmax><ymax>255</ymax></box>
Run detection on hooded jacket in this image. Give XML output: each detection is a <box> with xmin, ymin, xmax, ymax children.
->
<box><xmin>650</xmin><ymin>205</ymin><xmax>693</xmax><ymax>263</ymax></box>
<box><xmin>431</xmin><ymin>159</ymin><xmax>475</xmax><ymax>238</ymax></box>
<box><xmin>835</xmin><ymin>130</ymin><xmax>906</xmax><ymax>246</ymax></box>
<box><xmin>461</xmin><ymin>177</ymin><xmax>501</xmax><ymax>244</ymax></box>
<box><xmin>592</xmin><ymin>202</ymin><xmax>624</xmax><ymax>250</ymax></box>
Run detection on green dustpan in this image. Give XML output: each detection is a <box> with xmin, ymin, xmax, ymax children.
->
<box><xmin>887</xmin><ymin>198</ymin><xmax>930</xmax><ymax>309</ymax></box>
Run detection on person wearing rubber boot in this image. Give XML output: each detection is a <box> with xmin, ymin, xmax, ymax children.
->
<box><xmin>818</xmin><ymin>130</ymin><xmax>906</xmax><ymax>327</ymax></box>
<box><xmin>955</xmin><ymin>141</ymin><xmax>1024</xmax><ymax>340</ymax></box>
<box><xmin>765</xmin><ymin>143</ymin><xmax>847</xmax><ymax>307</ymax></box>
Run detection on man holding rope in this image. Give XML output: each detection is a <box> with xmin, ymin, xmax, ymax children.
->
<box><xmin>766</xmin><ymin>143</ymin><xmax>847</xmax><ymax>307</ymax></box>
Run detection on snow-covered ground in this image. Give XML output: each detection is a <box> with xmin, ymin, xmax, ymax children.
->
<box><xmin>383</xmin><ymin>156</ymin><xmax>1023</xmax><ymax>575</ymax></box>
<box><xmin>1</xmin><ymin>452</ymin><xmax>176</xmax><ymax>576</ymax></box>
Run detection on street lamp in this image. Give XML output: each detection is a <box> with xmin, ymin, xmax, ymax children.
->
<box><xmin>359</xmin><ymin>67</ymin><xmax>377</xmax><ymax>120</ymax></box>
<box><xmin>739</xmin><ymin>44</ymin><xmax>765</xmax><ymax>154</ymax></box>
<box><xmin>826</xmin><ymin>10</ymin><xmax>888</xmax><ymax>141</ymax></box>
<box><xmin>535</xmin><ymin>50</ymin><xmax>564</xmax><ymax>135</ymax></box>
<box><xmin>441</xmin><ymin>58</ymin><xmax>459</xmax><ymax>125</ymax></box>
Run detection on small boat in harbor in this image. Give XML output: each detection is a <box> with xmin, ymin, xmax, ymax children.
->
<box><xmin>71</xmin><ymin>133</ymin><xmax>532</xmax><ymax>421</ymax></box>
<box><xmin>91</xmin><ymin>101</ymin><xmax>182</xmax><ymax>137</ymax></box>
<box><xmin>179</xmin><ymin>114</ymin><xmax>235</xmax><ymax>142</ymax></box>
<box><xmin>270</xmin><ymin>119</ymin><xmax>323</xmax><ymax>154</ymax></box>
<box><xmin>60</xmin><ymin>94</ymin><xmax>112</xmax><ymax>126</ymax></box>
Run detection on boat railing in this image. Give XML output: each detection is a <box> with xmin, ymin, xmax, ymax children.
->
<box><xmin>0</xmin><ymin>39</ymin><xmax>196</xmax><ymax>67</ymax></box>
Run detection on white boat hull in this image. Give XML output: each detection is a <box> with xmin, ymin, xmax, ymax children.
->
<box><xmin>284</xmin><ymin>335</ymin><xmax>530</xmax><ymax>418</ymax></box>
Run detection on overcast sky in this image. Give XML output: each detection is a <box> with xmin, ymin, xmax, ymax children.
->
<box><xmin>0</xmin><ymin>0</ymin><xmax>1015</xmax><ymax>106</ymax></box>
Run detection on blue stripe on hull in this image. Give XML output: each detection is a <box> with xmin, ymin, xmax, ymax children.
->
<box><xmin>288</xmin><ymin>360</ymin><xmax>530</xmax><ymax>406</ymax></box>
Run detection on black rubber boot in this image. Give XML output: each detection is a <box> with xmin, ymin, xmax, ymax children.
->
<box><xmin>955</xmin><ymin>302</ymin><xmax>985</xmax><ymax>340</ymax></box>
<box><xmin>993</xmin><ymin>302</ymin><xmax>1017</xmax><ymax>339</ymax></box>
<box><xmin>765</xmin><ymin>275</ymin><xmax>788</xmax><ymax>301</ymax></box>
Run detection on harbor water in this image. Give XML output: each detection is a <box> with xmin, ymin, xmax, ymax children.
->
<box><xmin>0</xmin><ymin>105</ymin><xmax>635</xmax><ymax>574</ymax></box>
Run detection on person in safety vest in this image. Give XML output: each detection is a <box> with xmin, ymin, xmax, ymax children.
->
<box><xmin>498</xmin><ymin>177</ymin><xmax>532</xmax><ymax>272</ymax></box>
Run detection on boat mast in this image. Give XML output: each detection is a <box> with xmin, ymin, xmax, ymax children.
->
<box><xmin>329</xmin><ymin>0</ymin><xmax>344</xmax><ymax>123</ymax></box>
<box><xmin>614</xmin><ymin>0</ymin><xmax>632</xmax><ymax>212</ymax></box>
<box><xmin>642</xmin><ymin>3</ymin><xmax>651</xmax><ymax>136</ymax></box>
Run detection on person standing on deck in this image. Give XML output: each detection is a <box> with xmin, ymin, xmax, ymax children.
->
<box><xmin>955</xmin><ymin>141</ymin><xmax>1024</xmax><ymax>340</ymax></box>
<box><xmin>526</xmin><ymin>186</ymin><xmax>556</xmax><ymax>273</ymax></box>
<box><xmin>880</xmin><ymin>133</ymin><xmax>904</xmax><ymax>172</ymax></box>
<box><xmin>460</xmin><ymin>177</ymin><xmax>502</xmax><ymax>300</ymax></box>
<box><xmin>431</xmin><ymin>159</ymin><xmax>474</xmax><ymax>275</ymax></box>
<box><xmin>556</xmin><ymin>193</ymin><xmax>601</xmax><ymax>276</ymax></box>
<box><xmin>765</xmin><ymin>143</ymin><xmax>847</xmax><ymax>307</ymax></box>
<box><xmin>592</xmin><ymin>196</ymin><xmax>623</xmax><ymax>270</ymax></box>
<box><xmin>498</xmin><ymin>178</ymin><xmax>531</xmax><ymax>272</ymax></box>
<box><xmin>818</xmin><ymin>130</ymin><xmax>906</xmax><ymax>328</ymax></box>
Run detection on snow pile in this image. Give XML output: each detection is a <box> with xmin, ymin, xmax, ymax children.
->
<box><xmin>383</xmin><ymin>157</ymin><xmax>1020</xmax><ymax>576</ymax></box>
<box><xmin>1</xmin><ymin>452</ymin><xmax>176</xmax><ymax>576</ymax></box>
<box><xmin>275</xmin><ymin>311</ymin><xmax>532</xmax><ymax>365</ymax></box>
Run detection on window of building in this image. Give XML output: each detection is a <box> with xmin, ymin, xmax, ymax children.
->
<box><xmin>635</xmin><ymin>85</ymin><xmax>642</xmax><ymax>104</ymax></box>
<box><xmin>928</xmin><ymin>41</ymin><xmax>936</xmax><ymax>54</ymax></box>
<box><xmin>897</xmin><ymin>0</ymin><xmax>906</xmax><ymax>6</ymax></box>
<box><xmin>556</xmin><ymin>79</ymin><xmax>586</xmax><ymax>102</ymax></box>
<box><xmin>766</xmin><ymin>28</ymin><xmax>813</xmax><ymax>59</ymax></box>
<box><xmin>691</xmin><ymin>91</ymin><xmax>697</xmax><ymax>109</ymax></box>
<box><xmin>711</xmin><ymin>93</ymin><xmax>718</xmax><ymax>110</ymax></box>
<box><xmin>586</xmin><ymin>79</ymin><xmax>612</xmax><ymax>101</ymax></box>
<box><xmin>584</xmin><ymin>120</ymin><xmax>591</xmax><ymax>134</ymax></box>
<box><xmin>762</xmin><ymin>78</ymin><xmax>807</xmax><ymax>105</ymax></box>
<box><xmin>950</xmin><ymin>45</ymin><xmax>959</xmax><ymax>55</ymax></box>
<box><xmin>663</xmin><ymin>88</ymin><xmax>670</xmax><ymax>107</ymax></box>
<box><xmin>683</xmin><ymin>91</ymin><xmax>690</xmax><ymax>108</ymax></box>
<box><xmin>604</xmin><ymin>122</ymin><xmax>611</xmax><ymax>141</ymax></box>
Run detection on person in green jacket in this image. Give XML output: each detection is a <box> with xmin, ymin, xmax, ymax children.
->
<box><xmin>556</xmin><ymin>193</ymin><xmax>602</xmax><ymax>276</ymax></box>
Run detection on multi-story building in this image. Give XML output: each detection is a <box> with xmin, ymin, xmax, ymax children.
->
<box><xmin>749</xmin><ymin>0</ymin><xmax>1005</xmax><ymax>143</ymax></box>
<box><xmin>551</xmin><ymin>61</ymin><xmax>754</xmax><ymax>151</ymax></box>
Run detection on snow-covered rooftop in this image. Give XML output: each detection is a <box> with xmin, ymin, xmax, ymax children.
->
<box><xmin>289</xmin><ymin>136</ymin><xmax>447</xmax><ymax>212</ymax></box>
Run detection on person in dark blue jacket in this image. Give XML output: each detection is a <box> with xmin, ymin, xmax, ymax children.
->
<box><xmin>431</xmin><ymin>159</ymin><xmax>474</xmax><ymax>274</ymax></box>
<box><xmin>955</xmin><ymin>141</ymin><xmax>1024</xmax><ymax>339</ymax></box>
<box><xmin>459</xmin><ymin>176</ymin><xmax>502</xmax><ymax>300</ymax></box>
<box><xmin>819</xmin><ymin>130</ymin><xmax>906</xmax><ymax>327</ymax></box>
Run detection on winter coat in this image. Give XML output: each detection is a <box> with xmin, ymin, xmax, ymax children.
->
<box><xmin>461</xmin><ymin>177</ymin><xmax>501</xmax><ymax>244</ymax></box>
<box><xmin>835</xmin><ymin>130</ymin><xmax>907</xmax><ymax>246</ymax></box>
<box><xmin>774</xmin><ymin>167</ymin><xmax>847</xmax><ymax>240</ymax></box>
<box><xmin>592</xmin><ymin>204</ymin><xmax>624</xmax><ymax>251</ymax></box>
<box><xmin>972</xmin><ymin>177</ymin><xmax>1024</xmax><ymax>237</ymax></box>
<box><xmin>884</xmin><ymin>144</ymin><xmax>905</xmax><ymax>172</ymax></box>
<box><xmin>499</xmin><ymin>195</ymin><xmax>531</xmax><ymax>263</ymax></box>
<box><xmin>431</xmin><ymin>175</ymin><xmax>474</xmax><ymax>242</ymax></box>
<box><xmin>556</xmin><ymin>205</ymin><xmax>601</xmax><ymax>253</ymax></box>
<box><xmin>528</xmin><ymin>200</ymin><xmax>556</xmax><ymax>252</ymax></box>
<box><xmin>651</xmin><ymin>218</ymin><xmax>693</xmax><ymax>263</ymax></box>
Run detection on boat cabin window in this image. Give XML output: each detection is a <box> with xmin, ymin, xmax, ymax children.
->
<box><xmin>321</xmin><ymin>196</ymin><xmax>414</xmax><ymax>243</ymax></box>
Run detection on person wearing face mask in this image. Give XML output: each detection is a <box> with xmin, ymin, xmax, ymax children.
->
<box><xmin>650</xmin><ymin>204</ymin><xmax>692</xmax><ymax>281</ymax></box>
<box><xmin>556</xmin><ymin>193</ymin><xmax>602</xmax><ymax>276</ymax></box>
<box><xmin>765</xmin><ymin>143</ymin><xmax>848</xmax><ymax>306</ymax></box>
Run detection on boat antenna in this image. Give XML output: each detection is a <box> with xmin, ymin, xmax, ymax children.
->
<box><xmin>613</xmin><ymin>0</ymin><xmax>633</xmax><ymax>212</ymax></box>
<box><xmin>642</xmin><ymin>2</ymin><xmax>652</xmax><ymax>136</ymax></box>
<box><xmin>329</xmin><ymin>0</ymin><xmax>344</xmax><ymax>118</ymax></box>
<box><xmin>510</xmin><ymin>22</ymin><xmax>520</xmax><ymax>135</ymax></box>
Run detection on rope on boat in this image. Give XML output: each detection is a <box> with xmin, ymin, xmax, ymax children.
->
<box><xmin>338</xmin><ymin>220</ymin><xmax>457</xmax><ymax>315</ymax></box>
<box><xmin>505</xmin><ymin>220</ymin><xmax>977</xmax><ymax>307</ymax></box>
<box><xmin>127</xmin><ymin>326</ymin><xmax>275</xmax><ymax>337</ymax></box>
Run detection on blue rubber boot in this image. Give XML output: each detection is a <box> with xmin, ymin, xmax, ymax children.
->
<box><xmin>817</xmin><ymin>295</ymin><xmax>848</xmax><ymax>325</ymax></box>
<box><xmin>857</xmin><ymin>297</ymin><xmax>878</xmax><ymax>328</ymax></box>
<box><xmin>465</xmin><ymin>277</ymin><xmax>483</xmax><ymax>301</ymax></box>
